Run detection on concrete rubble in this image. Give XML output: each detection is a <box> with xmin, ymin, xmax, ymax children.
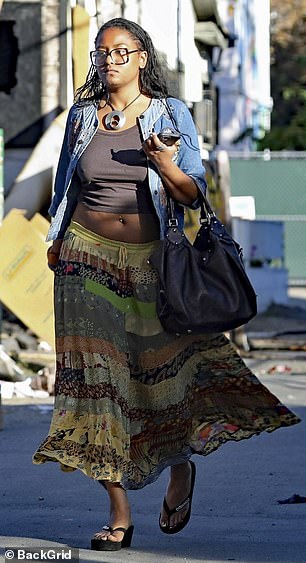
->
<box><xmin>0</xmin><ymin>309</ymin><xmax>55</xmax><ymax>400</ymax></box>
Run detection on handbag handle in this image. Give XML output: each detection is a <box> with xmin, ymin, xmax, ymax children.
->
<box><xmin>166</xmin><ymin>189</ymin><xmax>214</xmax><ymax>227</ymax></box>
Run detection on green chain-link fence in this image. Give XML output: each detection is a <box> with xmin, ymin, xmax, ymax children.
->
<box><xmin>230</xmin><ymin>152</ymin><xmax>306</xmax><ymax>285</ymax></box>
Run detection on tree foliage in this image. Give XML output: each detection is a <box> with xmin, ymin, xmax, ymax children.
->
<box><xmin>259</xmin><ymin>0</ymin><xmax>306</xmax><ymax>150</ymax></box>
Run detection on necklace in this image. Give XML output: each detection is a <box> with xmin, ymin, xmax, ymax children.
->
<box><xmin>104</xmin><ymin>92</ymin><xmax>142</xmax><ymax>130</ymax></box>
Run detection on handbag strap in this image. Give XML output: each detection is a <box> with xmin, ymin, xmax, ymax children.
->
<box><xmin>199</xmin><ymin>197</ymin><xmax>214</xmax><ymax>225</ymax></box>
<box><xmin>166</xmin><ymin>195</ymin><xmax>179</xmax><ymax>227</ymax></box>
<box><xmin>166</xmin><ymin>189</ymin><xmax>214</xmax><ymax>227</ymax></box>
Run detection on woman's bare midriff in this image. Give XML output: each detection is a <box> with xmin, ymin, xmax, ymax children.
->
<box><xmin>72</xmin><ymin>202</ymin><xmax>160</xmax><ymax>243</ymax></box>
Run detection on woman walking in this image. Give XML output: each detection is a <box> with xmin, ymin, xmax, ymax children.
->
<box><xmin>33</xmin><ymin>17</ymin><xmax>300</xmax><ymax>551</ymax></box>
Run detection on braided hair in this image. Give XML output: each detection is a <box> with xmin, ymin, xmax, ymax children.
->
<box><xmin>74</xmin><ymin>18</ymin><xmax>169</xmax><ymax>103</ymax></box>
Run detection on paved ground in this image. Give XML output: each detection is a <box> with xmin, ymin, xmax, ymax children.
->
<box><xmin>1</xmin><ymin>357</ymin><xmax>306</xmax><ymax>563</ymax></box>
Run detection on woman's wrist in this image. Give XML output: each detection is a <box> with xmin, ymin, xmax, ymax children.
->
<box><xmin>49</xmin><ymin>239</ymin><xmax>63</xmax><ymax>253</ymax></box>
<box><xmin>47</xmin><ymin>240</ymin><xmax>63</xmax><ymax>270</ymax></box>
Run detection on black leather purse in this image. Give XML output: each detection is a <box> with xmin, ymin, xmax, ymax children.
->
<box><xmin>149</xmin><ymin>194</ymin><xmax>257</xmax><ymax>334</ymax></box>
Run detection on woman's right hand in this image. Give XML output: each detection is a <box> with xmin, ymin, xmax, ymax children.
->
<box><xmin>47</xmin><ymin>240</ymin><xmax>63</xmax><ymax>270</ymax></box>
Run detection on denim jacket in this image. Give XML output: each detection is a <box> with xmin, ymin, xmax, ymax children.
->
<box><xmin>46</xmin><ymin>97</ymin><xmax>207</xmax><ymax>241</ymax></box>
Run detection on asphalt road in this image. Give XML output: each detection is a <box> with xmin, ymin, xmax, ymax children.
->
<box><xmin>1</xmin><ymin>359</ymin><xmax>306</xmax><ymax>563</ymax></box>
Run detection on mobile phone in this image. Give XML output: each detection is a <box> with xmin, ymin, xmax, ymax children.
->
<box><xmin>157</xmin><ymin>127</ymin><xmax>181</xmax><ymax>145</ymax></box>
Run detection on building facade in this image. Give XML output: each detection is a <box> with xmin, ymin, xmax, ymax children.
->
<box><xmin>214</xmin><ymin>0</ymin><xmax>272</xmax><ymax>151</ymax></box>
<box><xmin>0</xmin><ymin>0</ymin><xmax>235</xmax><ymax>147</ymax></box>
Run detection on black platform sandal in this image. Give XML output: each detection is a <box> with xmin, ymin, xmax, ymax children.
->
<box><xmin>91</xmin><ymin>524</ymin><xmax>134</xmax><ymax>551</ymax></box>
<box><xmin>159</xmin><ymin>460</ymin><xmax>196</xmax><ymax>535</ymax></box>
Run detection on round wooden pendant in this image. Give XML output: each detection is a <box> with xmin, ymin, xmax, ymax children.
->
<box><xmin>105</xmin><ymin>110</ymin><xmax>126</xmax><ymax>130</ymax></box>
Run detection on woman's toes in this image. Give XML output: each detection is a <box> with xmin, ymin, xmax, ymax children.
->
<box><xmin>160</xmin><ymin>503</ymin><xmax>189</xmax><ymax>529</ymax></box>
<box><xmin>93</xmin><ymin>526</ymin><xmax>112</xmax><ymax>540</ymax></box>
<box><xmin>108</xmin><ymin>532</ymin><xmax>123</xmax><ymax>543</ymax></box>
<box><xmin>169</xmin><ymin>507</ymin><xmax>188</xmax><ymax>529</ymax></box>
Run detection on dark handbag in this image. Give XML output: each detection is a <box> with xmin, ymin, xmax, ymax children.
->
<box><xmin>149</xmin><ymin>194</ymin><xmax>257</xmax><ymax>334</ymax></box>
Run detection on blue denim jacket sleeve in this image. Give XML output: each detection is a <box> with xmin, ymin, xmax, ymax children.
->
<box><xmin>174</xmin><ymin>101</ymin><xmax>207</xmax><ymax>209</ymax></box>
<box><xmin>48</xmin><ymin>106</ymin><xmax>75</xmax><ymax>218</ymax></box>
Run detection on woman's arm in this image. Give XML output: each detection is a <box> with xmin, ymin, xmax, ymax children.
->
<box><xmin>143</xmin><ymin>101</ymin><xmax>206</xmax><ymax>206</ymax></box>
<box><xmin>48</xmin><ymin>106</ymin><xmax>76</xmax><ymax>218</ymax></box>
<box><xmin>143</xmin><ymin>133</ymin><xmax>198</xmax><ymax>205</ymax></box>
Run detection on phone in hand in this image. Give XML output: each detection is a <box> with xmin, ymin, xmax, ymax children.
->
<box><xmin>157</xmin><ymin>127</ymin><xmax>181</xmax><ymax>146</ymax></box>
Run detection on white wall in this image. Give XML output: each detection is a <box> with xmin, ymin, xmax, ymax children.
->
<box><xmin>215</xmin><ymin>0</ymin><xmax>271</xmax><ymax>151</ymax></box>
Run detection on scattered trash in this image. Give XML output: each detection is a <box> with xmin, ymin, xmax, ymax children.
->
<box><xmin>277</xmin><ymin>494</ymin><xmax>306</xmax><ymax>504</ymax></box>
<box><xmin>30</xmin><ymin>367</ymin><xmax>55</xmax><ymax>395</ymax></box>
<box><xmin>0</xmin><ymin>378</ymin><xmax>49</xmax><ymax>399</ymax></box>
<box><xmin>0</xmin><ymin>345</ymin><xmax>25</xmax><ymax>381</ymax></box>
<box><xmin>38</xmin><ymin>341</ymin><xmax>53</xmax><ymax>353</ymax></box>
<box><xmin>0</xmin><ymin>381</ymin><xmax>14</xmax><ymax>399</ymax></box>
<box><xmin>0</xmin><ymin>306</ymin><xmax>56</xmax><ymax>403</ymax></box>
<box><xmin>267</xmin><ymin>364</ymin><xmax>292</xmax><ymax>375</ymax></box>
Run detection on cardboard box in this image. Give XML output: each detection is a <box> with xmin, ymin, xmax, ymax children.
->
<box><xmin>0</xmin><ymin>209</ymin><xmax>54</xmax><ymax>347</ymax></box>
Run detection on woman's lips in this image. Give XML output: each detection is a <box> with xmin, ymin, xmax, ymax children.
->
<box><xmin>103</xmin><ymin>68</ymin><xmax>118</xmax><ymax>74</ymax></box>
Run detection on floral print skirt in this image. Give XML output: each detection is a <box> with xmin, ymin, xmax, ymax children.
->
<box><xmin>33</xmin><ymin>221</ymin><xmax>301</xmax><ymax>489</ymax></box>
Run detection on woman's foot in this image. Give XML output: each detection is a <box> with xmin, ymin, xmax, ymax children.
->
<box><xmin>159</xmin><ymin>461</ymin><xmax>196</xmax><ymax>533</ymax></box>
<box><xmin>92</xmin><ymin>482</ymin><xmax>132</xmax><ymax>545</ymax></box>
<box><xmin>91</xmin><ymin>524</ymin><xmax>134</xmax><ymax>551</ymax></box>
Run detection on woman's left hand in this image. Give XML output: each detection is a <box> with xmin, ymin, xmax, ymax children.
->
<box><xmin>143</xmin><ymin>133</ymin><xmax>197</xmax><ymax>206</ymax></box>
<box><xmin>142</xmin><ymin>133</ymin><xmax>179</xmax><ymax>166</ymax></box>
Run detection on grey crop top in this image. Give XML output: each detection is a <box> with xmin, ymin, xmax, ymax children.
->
<box><xmin>77</xmin><ymin>124</ymin><xmax>156</xmax><ymax>214</ymax></box>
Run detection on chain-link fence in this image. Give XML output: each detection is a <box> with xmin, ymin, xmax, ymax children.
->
<box><xmin>229</xmin><ymin>152</ymin><xmax>306</xmax><ymax>286</ymax></box>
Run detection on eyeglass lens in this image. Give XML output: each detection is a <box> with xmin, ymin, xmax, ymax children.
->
<box><xmin>91</xmin><ymin>48</ymin><xmax>132</xmax><ymax>66</ymax></box>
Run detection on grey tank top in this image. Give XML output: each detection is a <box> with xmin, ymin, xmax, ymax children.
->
<box><xmin>77</xmin><ymin>125</ymin><xmax>156</xmax><ymax>214</ymax></box>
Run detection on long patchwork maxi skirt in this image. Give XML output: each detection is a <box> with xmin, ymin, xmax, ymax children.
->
<box><xmin>33</xmin><ymin>221</ymin><xmax>301</xmax><ymax>489</ymax></box>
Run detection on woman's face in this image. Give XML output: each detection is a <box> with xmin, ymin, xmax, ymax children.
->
<box><xmin>94</xmin><ymin>27</ymin><xmax>147</xmax><ymax>90</ymax></box>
